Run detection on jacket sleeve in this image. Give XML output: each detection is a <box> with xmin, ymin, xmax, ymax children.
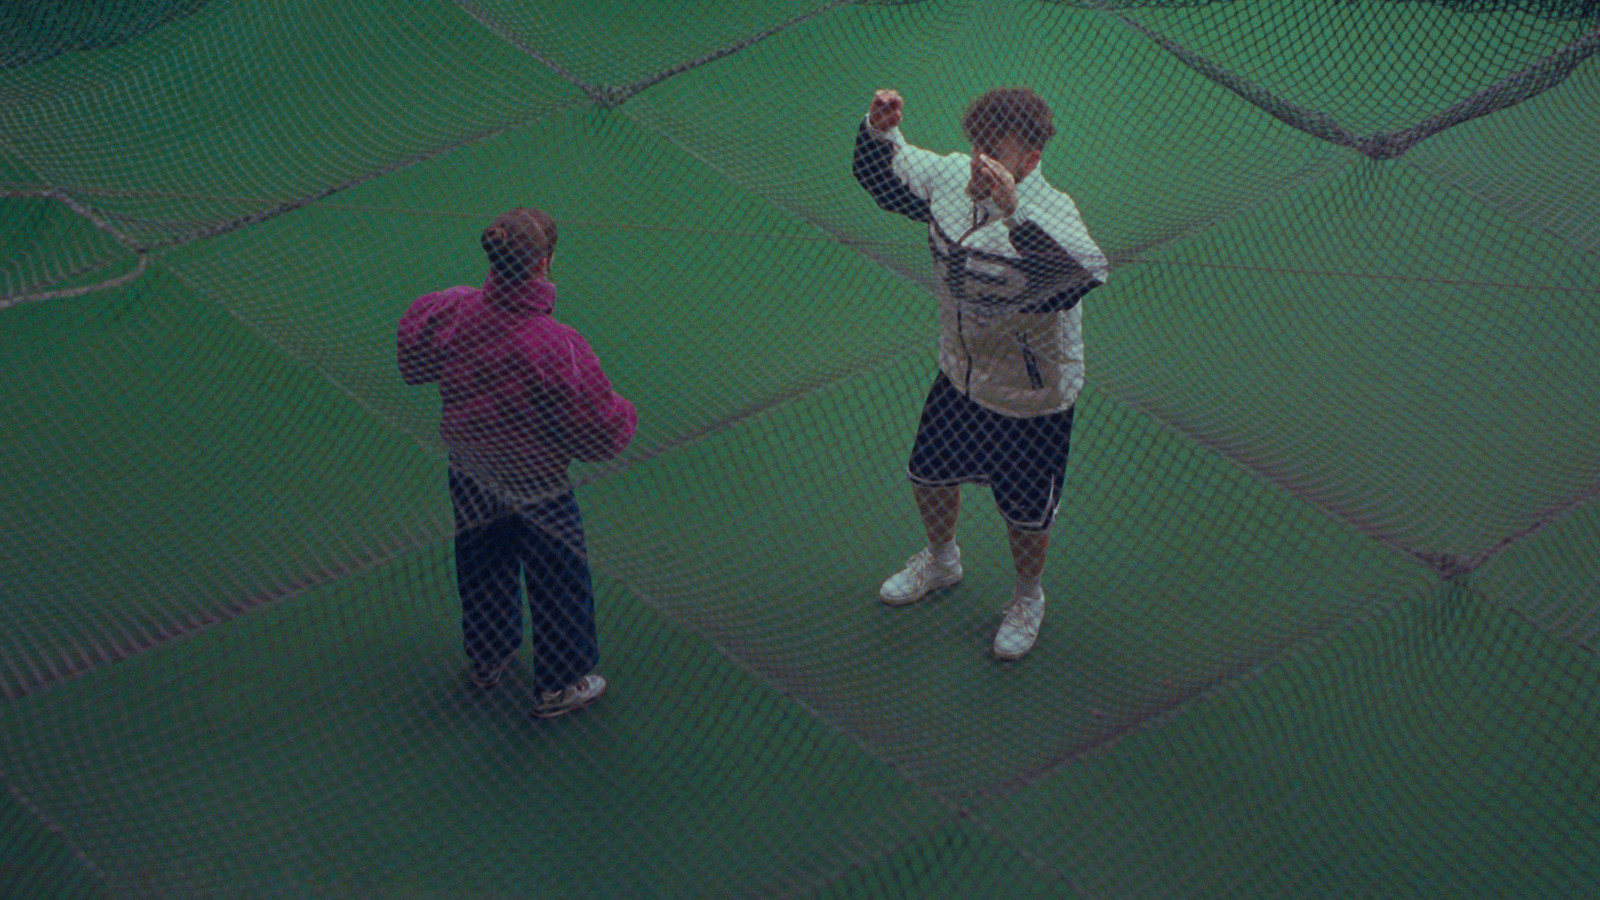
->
<box><xmin>397</xmin><ymin>290</ymin><xmax>456</xmax><ymax>385</ymax></box>
<box><xmin>852</xmin><ymin>118</ymin><xmax>940</xmax><ymax>223</ymax></box>
<box><xmin>1005</xmin><ymin>193</ymin><xmax>1110</xmax><ymax>314</ymax></box>
<box><xmin>552</xmin><ymin>331</ymin><xmax>638</xmax><ymax>463</ymax></box>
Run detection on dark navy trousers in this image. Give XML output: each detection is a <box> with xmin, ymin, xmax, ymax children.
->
<box><xmin>449</xmin><ymin>470</ymin><xmax>598</xmax><ymax>692</ymax></box>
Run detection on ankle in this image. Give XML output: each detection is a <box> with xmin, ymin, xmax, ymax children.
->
<box><xmin>929</xmin><ymin>540</ymin><xmax>959</xmax><ymax>564</ymax></box>
<box><xmin>1014</xmin><ymin>574</ymin><xmax>1042</xmax><ymax>599</ymax></box>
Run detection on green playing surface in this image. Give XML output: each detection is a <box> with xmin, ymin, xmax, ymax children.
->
<box><xmin>3</xmin><ymin>1</ymin><xmax>1597</xmax><ymax>896</ymax></box>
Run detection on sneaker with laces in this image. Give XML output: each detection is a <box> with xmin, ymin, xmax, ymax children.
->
<box><xmin>470</xmin><ymin>655</ymin><xmax>515</xmax><ymax>689</ymax></box>
<box><xmin>879</xmin><ymin>547</ymin><xmax>963</xmax><ymax>606</ymax></box>
<box><xmin>993</xmin><ymin>591</ymin><xmax>1045</xmax><ymax>660</ymax></box>
<box><xmin>529</xmin><ymin>674</ymin><xmax>608</xmax><ymax>719</ymax></box>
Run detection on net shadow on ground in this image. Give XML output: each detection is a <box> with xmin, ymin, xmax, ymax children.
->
<box><xmin>156</xmin><ymin>101</ymin><xmax>935</xmax><ymax>482</ymax></box>
<box><xmin>0</xmin><ymin>1</ymin><xmax>584</xmax><ymax>249</ymax></box>
<box><xmin>0</xmin><ymin>544</ymin><xmax>951</xmax><ymax>898</ymax></box>
<box><xmin>3</xmin><ymin>0</ymin><xmax>1598</xmax><ymax>895</ymax></box>
<box><xmin>1475</xmin><ymin>492</ymin><xmax>1600</xmax><ymax>651</ymax></box>
<box><xmin>0</xmin><ymin>265</ymin><xmax>444</xmax><ymax>701</ymax></box>
<box><xmin>973</xmin><ymin>578</ymin><xmax>1600</xmax><ymax>899</ymax></box>
<box><xmin>1091</xmin><ymin>159</ymin><xmax>1600</xmax><ymax>560</ymax></box>
<box><xmin>582</xmin><ymin>352</ymin><xmax>1433</xmax><ymax>800</ymax></box>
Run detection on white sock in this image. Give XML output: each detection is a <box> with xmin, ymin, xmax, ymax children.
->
<box><xmin>1014</xmin><ymin>575</ymin><xmax>1042</xmax><ymax>599</ymax></box>
<box><xmin>930</xmin><ymin>540</ymin><xmax>959</xmax><ymax>565</ymax></box>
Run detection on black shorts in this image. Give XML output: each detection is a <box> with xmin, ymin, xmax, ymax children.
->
<box><xmin>906</xmin><ymin>372</ymin><xmax>1076</xmax><ymax>532</ymax></box>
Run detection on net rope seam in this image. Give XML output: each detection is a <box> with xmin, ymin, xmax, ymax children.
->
<box><xmin>452</xmin><ymin>0</ymin><xmax>853</xmax><ymax>110</ymax></box>
<box><xmin>587</xmin><ymin>489</ymin><xmax>1091</xmax><ymax>899</ymax></box>
<box><xmin>1450</xmin><ymin>474</ymin><xmax>1600</xmax><ymax>576</ymax></box>
<box><xmin>161</xmin><ymin>263</ymin><xmax>444</xmax><ymax>463</ymax></box>
<box><xmin>1112</xmin><ymin>388</ymin><xmax>1600</xmax><ymax>581</ymax></box>
<box><xmin>1098</xmin><ymin>3</ymin><xmax>1600</xmax><ymax>161</ymax></box>
<box><xmin>605</xmin><ymin>91</ymin><xmax>1600</xmax><ymax>582</ymax></box>
<box><xmin>965</xmin><ymin>585</ymin><xmax>1427</xmax><ymax>802</ymax></box>
<box><xmin>7</xmin><ymin>208</ymin><xmax>1598</xmax><ymax>709</ymax></box>
<box><xmin>0</xmin><ymin>766</ymin><xmax>110</xmax><ymax>889</ymax></box>
<box><xmin>0</xmin><ymin>0</ymin><xmax>848</xmax><ymax>309</ymax></box>
<box><xmin>0</xmin><ymin>335</ymin><xmax>932</xmax><ymax>701</ymax></box>
<box><xmin>7</xmin><ymin>181</ymin><xmax>1593</xmax><ymax>311</ymax></box>
<box><xmin>7</xmin><ymin>6</ymin><xmax>1597</xmax><ymax>309</ymax></box>
<box><xmin>2</xmin><ymin>4</ymin><xmax>1598</xmax><ymax>893</ymax></box>
<box><xmin>0</xmin><ymin>187</ymin><xmax>149</xmax><ymax>309</ymax></box>
<box><xmin>0</xmin><ymin>338</ymin><xmax>1087</xmax><ymax>894</ymax></box>
<box><xmin>0</xmin><ymin>95</ymin><xmax>592</xmax><ymax>311</ymax></box>
<box><xmin>3</xmin><ymin>355</ymin><xmax>1592</xmax><ymax>892</ymax></box>
<box><xmin>1399</xmin><ymin>149</ymin><xmax>1600</xmax><ymax>259</ymax></box>
<box><xmin>11</xmin><ymin>326</ymin><xmax>1592</xmax><ymax>832</ymax></box>
<box><xmin>7</xmin><ymin>236</ymin><xmax>1598</xmax><ymax>701</ymax></box>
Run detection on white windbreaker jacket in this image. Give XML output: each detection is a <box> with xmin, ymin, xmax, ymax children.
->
<box><xmin>853</xmin><ymin>118</ymin><xmax>1108</xmax><ymax>417</ymax></box>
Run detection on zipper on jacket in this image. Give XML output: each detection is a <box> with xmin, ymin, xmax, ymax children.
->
<box><xmin>958</xmin><ymin>308</ymin><xmax>973</xmax><ymax>392</ymax></box>
<box><xmin>957</xmin><ymin>202</ymin><xmax>991</xmax><ymax>246</ymax></box>
<box><xmin>1015</xmin><ymin>331</ymin><xmax>1044</xmax><ymax>389</ymax></box>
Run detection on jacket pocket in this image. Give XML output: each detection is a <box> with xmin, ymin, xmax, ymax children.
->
<box><xmin>1013</xmin><ymin>331</ymin><xmax>1045</xmax><ymax>390</ymax></box>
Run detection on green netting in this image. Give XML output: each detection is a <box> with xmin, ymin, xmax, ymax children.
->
<box><xmin>0</xmin><ymin>1</ymin><xmax>209</xmax><ymax>69</ymax></box>
<box><xmin>3</xmin><ymin>0</ymin><xmax>1597</xmax><ymax>897</ymax></box>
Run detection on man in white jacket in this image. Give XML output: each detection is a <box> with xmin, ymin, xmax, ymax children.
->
<box><xmin>853</xmin><ymin>86</ymin><xmax>1108</xmax><ymax>660</ymax></box>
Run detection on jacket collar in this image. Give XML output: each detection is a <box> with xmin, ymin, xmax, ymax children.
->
<box><xmin>483</xmin><ymin>270</ymin><xmax>555</xmax><ymax>314</ymax></box>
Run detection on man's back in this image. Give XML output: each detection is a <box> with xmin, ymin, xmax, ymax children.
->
<box><xmin>399</xmin><ymin>273</ymin><xmax>636</xmax><ymax>495</ymax></box>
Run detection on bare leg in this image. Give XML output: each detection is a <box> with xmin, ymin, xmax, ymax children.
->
<box><xmin>1007</xmin><ymin>526</ymin><xmax>1049</xmax><ymax>587</ymax></box>
<box><xmin>914</xmin><ymin>484</ymin><xmax>960</xmax><ymax>547</ymax></box>
<box><xmin>995</xmin><ymin>526</ymin><xmax>1050</xmax><ymax>659</ymax></box>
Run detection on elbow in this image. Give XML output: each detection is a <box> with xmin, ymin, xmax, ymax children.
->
<box><xmin>574</xmin><ymin>399</ymin><xmax>637</xmax><ymax>462</ymax></box>
<box><xmin>398</xmin><ymin>361</ymin><xmax>427</xmax><ymax>385</ymax></box>
<box><xmin>599</xmin><ymin>402</ymin><xmax>639</xmax><ymax>460</ymax></box>
<box><xmin>398</xmin><ymin>351</ymin><xmax>439</xmax><ymax>385</ymax></box>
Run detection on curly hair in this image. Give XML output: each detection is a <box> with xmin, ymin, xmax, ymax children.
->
<box><xmin>481</xmin><ymin>207</ymin><xmax>558</xmax><ymax>282</ymax></box>
<box><xmin>961</xmin><ymin>88</ymin><xmax>1057</xmax><ymax>153</ymax></box>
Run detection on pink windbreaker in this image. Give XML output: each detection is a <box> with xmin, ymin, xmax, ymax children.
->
<box><xmin>398</xmin><ymin>271</ymin><xmax>637</xmax><ymax>495</ymax></box>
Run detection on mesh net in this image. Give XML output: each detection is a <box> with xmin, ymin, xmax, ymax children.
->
<box><xmin>3</xmin><ymin>0</ymin><xmax>1599</xmax><ymax>897</ymax></box>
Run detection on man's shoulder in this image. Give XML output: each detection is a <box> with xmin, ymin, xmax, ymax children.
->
<box><xmin>1020</xmin><ymin>178</ymin><xmax>1092</xmax><ymax>231</ymax></box>
<box><xmin>517</xmin><ymin>316</ymin><xmax>595</xmax><ymax>361</ymax></box>
<box><xmin>403</xmin><ymin>286</ymin><xmax>480</xmax><ymax>331</ymax></box>
<box><xmin>1020</xmin><ymin>174</ymin><xmax>1078</xmax><ymax>209</ymax></box>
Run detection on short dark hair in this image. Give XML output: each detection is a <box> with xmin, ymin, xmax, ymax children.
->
<box><xmin>961</xmin><ymin>88</ymin><xmax>1056</xmax><ymax>153</ymax></box>
<box><xmin>481</xmin><ymin>207</ymin><xmax>558</xmax><ymax>282</ymax></box>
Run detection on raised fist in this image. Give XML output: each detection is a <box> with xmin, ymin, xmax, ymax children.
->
<box><xmin>868</xmin><ymin>89</ymin><xmax>903</xmax><ymax>133</ymax></box>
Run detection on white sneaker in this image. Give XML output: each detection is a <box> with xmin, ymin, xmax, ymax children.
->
<box><xmin>529</xmin><ymin>674</ymin><xmax>607</xmax><ymax>719</ymax></box>
<box><xmin>879</xmin><ymin>547</ymin><xmax>963</xmax><ymax>606</ymax></box>
<box><xmin>993</xmin><ymin>591</ymin><xmax>1045</xmax><ymax>660</ymax></box>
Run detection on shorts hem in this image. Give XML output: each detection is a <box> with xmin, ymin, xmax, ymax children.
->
<box><xmin>906</xmin><ymin>468</ymin><xmax>990</xmax><ymax>489</ymax></box>
<box><xmin>999</xmin><ymin>516</ymin><xmax>1055</xmax><ymax>533</ymax></box>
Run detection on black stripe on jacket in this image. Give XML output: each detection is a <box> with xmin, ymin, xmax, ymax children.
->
<box><xmin>1006</xmin><ymin>220</ymin><xmax>1103</xmax><ymax>313</ymax></box>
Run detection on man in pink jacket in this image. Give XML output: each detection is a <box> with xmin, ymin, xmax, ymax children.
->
<box><xmin>399</xmin><ymin>207</ymin><xmax>636</xmax><ymax>719</ymax></box>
